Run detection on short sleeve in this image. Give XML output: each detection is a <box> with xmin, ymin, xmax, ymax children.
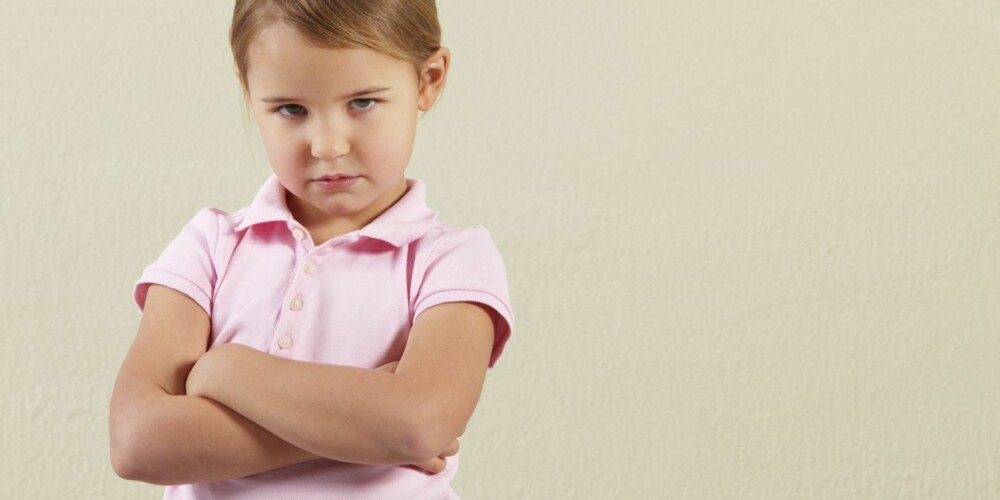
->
<box><xmin>412</xmin><ymin>227</ymin><xmax>514</xmax><ymax>368</ymax></box>
<box><xmin>133</xmin><ymin>208</ymin><xmax>222</xmax><ymax>316</ymax></box>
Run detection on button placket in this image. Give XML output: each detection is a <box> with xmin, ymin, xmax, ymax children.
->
<box><xmin>277</xmin><ymin>333</ymin><xmax>293</xmax><ymax>350</ymax></box>
<box><xmin>277</xmin><ymin>249</ymin><xmax>321</xmax><ymax>352</ymax></box>
<box><xmin>303</xmin><ymin>260</ymin><xmax>318</xmax><ymax>275</ymax></box>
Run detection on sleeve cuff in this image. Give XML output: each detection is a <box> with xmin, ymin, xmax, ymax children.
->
<box><xmin>134</xmin><ymin>270</ymin><xmax>212</xmax><ymax>316</ymax></box>
<box><xmin>414</xmin><ymin>289</ymin><xmax>513</xmax><ymax>368</ymax></box>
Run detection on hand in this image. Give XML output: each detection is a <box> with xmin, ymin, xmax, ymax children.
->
<box><xmin>185</xmin><ymin>348</ymin><xmax>216</xmax><ymax>397</ymax></box>
<box><xmin>409</xmin><ymin>436</ymin><xmax>459</xmax><ymax>474</ymax></box>
<box><xmin>186</xmin><ymin>343</ymin><xmax>249</xmax><ymax>397</ymax></box>
<box><xmin>374</xmin><ymin>360</ymin><xmax>463</xmax><ymax>475</ymax></box>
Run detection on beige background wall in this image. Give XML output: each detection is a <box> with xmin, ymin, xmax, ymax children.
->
<box><xmin>1</xmin><ymin>1</ymin><xmax>997</xmax><ymax>498</ymax></box>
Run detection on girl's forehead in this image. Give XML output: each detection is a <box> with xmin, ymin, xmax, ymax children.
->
<box><xmin>246</xmin><ymin>24</ymin><xmax>416</xmax><ymax>96</ymax></box>
<box><xmin>249</xmin><ymin>22</ymin><xmax>312</xmax><ymax>58</ymax></box>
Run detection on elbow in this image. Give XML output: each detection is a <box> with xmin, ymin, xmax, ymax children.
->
<box><xmin>111</xmin><ymin>445</ymin><xmax>175</xmax><ymax>485</ymax></box>
<box><xmin>395</xmin><ymin>399</ymin><xmax>463</xmax><ymax>464</ymax></box>
<box><xmin>109</xmin><ymin>423</ymin><xmax>171</xmax><ymax>485</ymax></box>
<box><xmin>110</xmin><ymin>431</ymin><xmax>147</xmax><ymax>482</ymax></box>
<box><xmin>111</xmin><ymin>449</ymin><xmax>145</xmax><ymax>482</ymax></box>
<box><xmin>110</xmin><ymin>411</ymin><xmax>140</xmax><ymax>480</ymax></box>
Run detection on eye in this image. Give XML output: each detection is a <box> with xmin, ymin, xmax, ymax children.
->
<box><xmin>348</xmin><ymin>98</ymin><xmax>378</xmax><ymax>111</ymax></box>
<box><xmin>276</xmin><ymin>104</ymin><xmax>306</xmax><ymax>117</ymax></box>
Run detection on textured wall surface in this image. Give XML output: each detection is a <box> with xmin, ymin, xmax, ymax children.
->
<box><xmin>1</xmin><ymin>1</ymin><xmax>998</xmax><ymax>499</ymax></box>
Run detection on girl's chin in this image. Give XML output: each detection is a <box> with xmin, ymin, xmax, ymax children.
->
<box><xmin>287</xmin><ymin>194</ymin><xmax>363</xmax><ymax>223</ymax></box>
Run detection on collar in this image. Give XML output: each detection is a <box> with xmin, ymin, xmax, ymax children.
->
<box><xmin>235</xmin><ymin>175</ymin><xmax>289</xmax><ymax>231</ymax></box>
<box><xmin>236</xmin><ymin>175</ymin><xmax>439</xmax><ymax>248</ymax></box>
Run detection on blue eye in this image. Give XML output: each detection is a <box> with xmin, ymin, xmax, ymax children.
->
<box><xmin>276</xmin><ymin>104</ymin><xmax>306</xmax><ymax>117</ymax></box>
<box><xmin>349</xmin><ymin>98</ymin><xmax>377</xmax><ymax>111</ymax></box>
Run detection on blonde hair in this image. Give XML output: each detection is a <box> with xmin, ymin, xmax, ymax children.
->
<box><xmin>230</xmin><ymin>0</ymin><xmax>442</xmax><ymax>93</ymax></box>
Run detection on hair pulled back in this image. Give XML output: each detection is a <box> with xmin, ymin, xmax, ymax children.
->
<box><xmin>231</xmin><ymin>0</ymin><xmax>441</xmax><ymax>92</ymax></box>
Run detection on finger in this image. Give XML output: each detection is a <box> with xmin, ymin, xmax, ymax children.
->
<box><xmin>374</xmin><ymin>360</ymin><xmax>399</xmax><ymax>373</ymax></box>
<box><xmin>439</xmin><ymin>438</ymin><xmax>460</xmax><ymax>458</ymax></box>
<box><xmin>413</xmin><ymin>456</ymin><xmax>447</xmax><ymax>474</ymax></box>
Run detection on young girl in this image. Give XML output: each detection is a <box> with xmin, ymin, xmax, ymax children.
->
<box><xmin>109</xmin><ymin>1</ymin><xmax>513</xmax><ymax>498</ymax></box>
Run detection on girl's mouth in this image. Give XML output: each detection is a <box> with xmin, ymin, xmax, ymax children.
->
<box><xmin>314</xmin><ymin>175</ymin><xmax>359</xmax><ymax>191</ymax></box>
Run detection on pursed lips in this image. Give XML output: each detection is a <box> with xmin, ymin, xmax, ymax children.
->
<box><xmin>315</xmin><ymin>174</ymin><xmax>357</xmax><ymax>181</ymax></box>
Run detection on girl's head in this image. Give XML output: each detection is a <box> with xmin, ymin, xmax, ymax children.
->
<box><xmin>228</xmin><ymin>0</ymin><xmax>450</xmax><ymax>236</ymax></box>
<box><xmin>231</xmin><ymin>0</ymin><xmax>442</xmax><ymax>93</ymax></box>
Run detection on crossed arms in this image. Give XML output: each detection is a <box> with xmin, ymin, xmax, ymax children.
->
<box><xmin>109</xmin><ymin>284</ymin><xmax>495</xmax><ymax>485</ymax></box>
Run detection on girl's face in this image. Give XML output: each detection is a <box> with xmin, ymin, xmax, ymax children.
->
<box><xmin>243</xmin><ymin>22</ymin><xmax>447</xmax><ymax>236</ymax></box>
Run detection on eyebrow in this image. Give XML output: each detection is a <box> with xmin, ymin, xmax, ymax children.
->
<box><xmin>258</xmin><ymin>86</ymin><xmax>391</xmax><ymax>103</ymax></box>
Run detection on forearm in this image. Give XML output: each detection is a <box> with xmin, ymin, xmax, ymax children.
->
<box><xmin>189</xmin><ymin>346</ymin><xmax>447</xmax><ymax>465</ymax></box>
<box><xmin>184</xmin><ymin>303</ymin><xmax>493</xmax><ymax>468</ymax></box>
<box><xmin>110</xmin><ymin>377</ymin><xmax>319</xmax><ymax>485</ymax></box>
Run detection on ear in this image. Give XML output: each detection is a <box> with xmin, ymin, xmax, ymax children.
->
<box><xmin>417</xmin><ymin>47</ymin><xmax>450</xmax><ymax>112</ymax></box>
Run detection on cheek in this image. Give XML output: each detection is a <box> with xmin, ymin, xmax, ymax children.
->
<box><xmin>368</xmin><ymin>134</ymin><xmax>413</xmax><ymax>172</ymax></box>
<box><xmin>259</xmin><ymin>126</ymin><xmax>304</xmax><ymax>166</ymax></box>
<box><xmin>365</xmin><ymin>113</ymin><xmax>417</xmax><ymax>163</ymax></box>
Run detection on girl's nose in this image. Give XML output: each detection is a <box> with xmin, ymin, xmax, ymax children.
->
<box><xmin>311</xmin><ymin>131</ymin><xmax>350</xmax><ymax>160</ymax></box>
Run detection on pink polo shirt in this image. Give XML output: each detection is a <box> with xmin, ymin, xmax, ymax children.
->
<box><xmin>134</xmin><ymin>176</ymin><xmax>513</xmax><ymax>499</ymax></box>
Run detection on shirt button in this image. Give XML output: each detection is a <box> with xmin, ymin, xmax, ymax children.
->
<box><xmin>291</xmin><ymin>228</ymin><xmax>306</xmax><ymax>241</ymax></box>
<box><xmin>303</xmin><ymin>260</ymin><xmax>318</xmax><ymax>275</ymax></box>
<box><xmin>277</xmin><ymin>334</ymin><xmax>293</xmax><ymax>350</ymax></box>
<box><xmin>289</xmin><ymin>294</ymin><xmax>303</xmax><ymax>311</ymax></box>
